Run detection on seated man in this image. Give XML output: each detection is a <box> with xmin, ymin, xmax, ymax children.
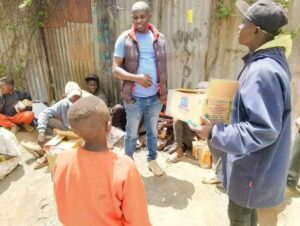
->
<box><xmin>84</xmin><ymin>74</ymin><xmax>126</xmax><ymax>131</ymax></box>
<box><xmin>37</xmin><ymin>81</ymin><xmax>89</xmax><ymax>146</ymax></box>
<box><xmin>166</xmin><ymin>119</ymin><xmax>194</xmax><ymax>163</ymax></box>
<box><xmin>167</xmin><ymin>119</ymin><xmax>222</xmax><ymax>184</ymax></box>
<box><xmin>0</xmin><ymin>76</ymin><xmax>34</xmax><ymax>133</ymax></box>
<box><xmin>30</xmin><ymin>82</ymin><xmax>89</xmax><ymax>170</ymax></box>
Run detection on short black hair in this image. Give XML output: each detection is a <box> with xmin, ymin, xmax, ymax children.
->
<box><xmin>84</xmin><ymin>74</ymin><xmax>99</xmax><ymax>84</ymax></box>
<box><xmin>68</xmin><ymin>95</ymin><xmax>109</xmax><ymax>122</ymax></box>
<box><xmin>0</xmin><ymin>76</ymin><xmax>14</xmax><ymax>86</ymax></box>
<box><xmin>68</xmin><ymin>96</ymin><xmax>110</xmax><ymax>139</ymax></box>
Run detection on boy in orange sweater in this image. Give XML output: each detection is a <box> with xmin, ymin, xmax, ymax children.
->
<box><xmin>53</xmin><ymin>96</ymin><xmax>151</xmax><ymax>226</ymax></box>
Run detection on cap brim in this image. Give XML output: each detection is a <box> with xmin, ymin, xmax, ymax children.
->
<box><xmin>84</xmin><ymin>77</ymin><xmax>99</xmax><ymax>82</ymax></box>
<box><xmin>236</xmin><ymin>0</ymin><xmax>250</xmax><ymax>19</ymax></box>
<box><xmin>67</xmin><ymin>90</ymin><xmax>81</xmax><ymax>99</ymax></box>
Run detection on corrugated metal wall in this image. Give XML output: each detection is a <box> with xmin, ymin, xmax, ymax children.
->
<box><xmin>159</xmin><ymin>0</ymin><xmax>211</xmax><ymax>89</ymax></box>
<box><xmin>0</xmin><ymin>1</ymin><xmax>51</xmax><ymax>102</ymax></box>
<box><xmin>24</xmin><ymin>32</ymin><xmax>52</xmax><ymax>102</ymax></box>
<box><xmin>205</xmin><ymin>1</ymin><xmax>247</xmax><ymax>80</ymax></box>
<box><xmin>287</xmin><ymin>0</ymin><xmax>300</xmax><ymax>120</ymax></box>
<box><xmin>44</xmin><ymin>0</ymin><xmax>95</xmax><ymax>100</ymax></box>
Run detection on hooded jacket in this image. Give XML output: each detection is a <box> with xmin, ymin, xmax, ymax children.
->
<box><xmin>210</xmin><ymin>35</ymin><xmax>292</xmax><ymax>208</ymax></box>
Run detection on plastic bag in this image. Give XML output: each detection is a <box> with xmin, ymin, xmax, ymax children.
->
<box><xmin>0</xmin><ymin>128</ymin><xmax>21</xmax><ymax>156</ymax></box>
<box><xmin>0</xmin><ymin>128</ymin><xmax>21</xmax><ymax>180</ymax></box>
<box><xmin>0</xmin><ymin>156</ymin><xmax>21</xmax><ymax>180</ymax></box>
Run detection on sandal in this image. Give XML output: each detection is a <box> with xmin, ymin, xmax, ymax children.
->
<box><xmin>33</xmin><ymin>155</ymin><xmax>48</xmax><ymax>170</ymax></box>
<box><xmin>157</xmin><ymin>134</ymin><xmax>173</xmax><ymax>150</ymax></box>
<box><xmin>166</xmin><ymin>153</ymin><xmax>185</xmax><ymax>164</ymax></box>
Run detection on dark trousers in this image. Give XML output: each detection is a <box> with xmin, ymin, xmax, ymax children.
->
<box><xmin>111</xmin><ymin>104</ymin><xmax>126</xmax><ymax>131</ymax></box>
<box><xmin>228</xmin><ymin>199</ymin><xmax>257</xmax><ymax>226</ymax></box>
<box><xmin>287</xmin><ymin>132</ymin><xmax>300</xmax><ymax>187</ymax></box>
<box><xmin>173</xmin><ymin>119</ymin><xmax>194</xmax><ymax>149</ymax></box>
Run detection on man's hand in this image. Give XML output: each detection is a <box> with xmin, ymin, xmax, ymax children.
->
<box><xmin>135</xmin><ymin>74</ymin><xmax>152</xmax><ymax>88</ymax></box>
<box><xmin>37</xmin><ymin>132</ymin><xmax>46</xmax><ymax>147</ymax></box>
<box><xmin>295</xmin><ymin>117</ymin><xmax>300</xmax><ymax>131</ymax></box>
<box><xmin>188</xmin><ymin>117</ymin><xmax>213</xmax><ymax>140</ymax></box>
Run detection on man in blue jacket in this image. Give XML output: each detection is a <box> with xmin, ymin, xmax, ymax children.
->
<box><xmin>193</xmin><ymin>1</ymin><xmax>292</xmax><ymax>225</ymax></box>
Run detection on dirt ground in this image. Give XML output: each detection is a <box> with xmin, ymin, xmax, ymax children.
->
<box><xmin>1</xmin><ymin>131</ymin><xmax>300</xmax><ymax>226</ymax></box>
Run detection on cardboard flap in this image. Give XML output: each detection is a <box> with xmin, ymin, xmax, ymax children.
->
<box><xmin>54</xmin><ymin>129</ymin><xmax>79</xmax><ymax>139</ymax></box>
<box><xmin>208</xmin><ymin>79</ymin><xmax>238</xmax><ymax>98</ymax></box>
<box><xmin>45</xmin><ymin>135</ymin><xmax>65</xmax><ymax>147</ymax></box>
<box><xmin>175</xmin><ymin>88</ymin><xmax>207</xmax><ymax>94</ymax></box>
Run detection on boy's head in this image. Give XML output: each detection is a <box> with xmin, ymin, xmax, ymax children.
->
<box><xmin>65</xmin><ymin>82</ymin><xmax>82</xmax><ymax>103</ymax></box>
<box><xmin>131</xmin><ymin>1</ymin><xmax>151</xmax><ymax>33</ymax></box>
<box><xmin>84</xmin><ymin>74</ymin><xmax>99</xmax><ymax>95</ymax></box>
<box><xmin>236</xmin><ymin>0</ymin><xmax>288</xmax><ymax>48</ymax></box>
<box><xmin>0</xmin><ymin>76</ymin><xmax>14</xmax><ymax>95</ymax></box>
<box><xmin>68</xmin><ymin>95</ymin><xmax>111</xmax><ymax>141</ymax></box>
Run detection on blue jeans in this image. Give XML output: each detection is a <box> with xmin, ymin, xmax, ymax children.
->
<box><xmin>124</xmin><ymin>95</ymin><xmax>163</xmax><ymax>161</ymax></box>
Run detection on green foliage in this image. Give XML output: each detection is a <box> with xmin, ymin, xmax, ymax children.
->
<box><xmin>216</xmin><ymin>0</ymin><xmax>231</xmax><ymax>19</ymax></box>
<box><xmin>0</xmin><ymin>0</ymin><xmax>49</xmax><ymax>88</ymax></box>
<box><xmin>282</xmin><ymin>29</ymin><xmax>300</xmax><ymax>40</ymax></box>
<box><xmin>0</xmin><ymin>64</ymin><xmax>5</xmax><ymax>77</ymax></box>
<box><xmin>19</xmin><ymin>0</ymin><xmax>33</xmax><ymax>9</ymax></box>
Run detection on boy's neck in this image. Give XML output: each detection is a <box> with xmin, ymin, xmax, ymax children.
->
<box><xmin>248</xmin><ymin>36</ymin><xmax>272</xmax><ymax>52</ymax></box>
<box><xmin>83</xmin><ymin>138</ymin><xmax>108</xmax><ymax>152</ymax></box>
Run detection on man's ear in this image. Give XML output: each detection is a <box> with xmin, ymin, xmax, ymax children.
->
<box><xmin>255</xmin><ymin>26</ymin><xmax>261</xmax><ymax>34</ymax></box>
<box><xmin>105</xmin><ymin>121</ymin><xmax>112</xmax><ymax>134</ymax></box>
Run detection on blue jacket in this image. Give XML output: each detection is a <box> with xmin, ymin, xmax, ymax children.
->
<box><xmin>210</xmin><ymin>37</ymin><xmax>292</xmax><ymax>208</ymax></box>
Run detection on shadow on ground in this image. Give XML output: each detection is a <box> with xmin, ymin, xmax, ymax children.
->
<box><xmin>0</xmin><ymin>164</ymin><xmax>25</xmax><ymax>195</ymax></box>
<box><xmin>143</xmin><ymin>174</ymin><xmax>195</xmax><ymax>209</ymax></box>
<box><xmin>258</xmin><ymin>189</ymin><xmax>300</xmax><ymax>226</ymax></box>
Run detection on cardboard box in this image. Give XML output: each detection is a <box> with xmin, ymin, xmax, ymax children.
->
<box><xmin>45</xmin><ymin>127</ymin><xmax>125</xmax><ymax>172</ymax></box>
<box><xmin>165</xmin><ymin>79</ymin><xmax>238</xmax><ymax>125</ymax></box>
<box><xmin>45</xmin><ymin>134</ymin><xmax>83</xmax><ymax>172</ymax></box>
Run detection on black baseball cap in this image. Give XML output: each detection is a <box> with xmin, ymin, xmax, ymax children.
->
<box><xmin>84</xmin><ymin>74</ymin><xmax>99</xmax><ymax>83</ymax></box>
<box><xmin>236</xmin><ymin>0</ymin><xmax>288</xmax><ymax>35</ymax></box>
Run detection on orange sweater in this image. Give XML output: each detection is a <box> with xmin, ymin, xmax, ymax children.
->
<box><xmin>53</xmin><ymin>149</ymin><xmax>151</xmax><ymax>226</ymax></box>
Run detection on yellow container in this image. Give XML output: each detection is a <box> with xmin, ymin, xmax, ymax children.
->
<box><xmin>192</xmin><ymin>141</ymin><xmax>212</xmax><ymax>169</ymax></box>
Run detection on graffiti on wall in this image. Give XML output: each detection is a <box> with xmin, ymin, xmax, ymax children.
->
<box><xmin>172</xmin><ymin>28</ymin><xmax>201</xmax><ymax>88</ymax></box>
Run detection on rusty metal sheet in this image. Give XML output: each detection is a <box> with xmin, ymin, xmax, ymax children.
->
<box><xmin>67</xmin><ymin>0</ymin><xmax>92</xmax><ymax>23</ymax></box>
<box><xmin>44</xmin><ymin>0</ymin><xmax>66</xmax><ymax>28</ymax></box>
<box><xmin>44</xmin><ymin>22</ymin><xmax>95</xmax><ymax>99</ymax></box>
